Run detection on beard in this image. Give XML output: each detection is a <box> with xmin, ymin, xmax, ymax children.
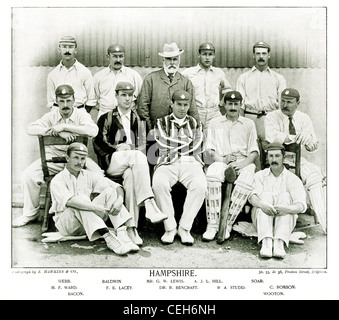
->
<box><xmin>163</xmin><ymin>63</ymin><xmax>179</xmax><ymax>74</ymax></box>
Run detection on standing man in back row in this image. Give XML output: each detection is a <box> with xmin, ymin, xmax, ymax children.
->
<box><xmin>236</xmin><ymin>41</ymin><xmax>286</xmax><ymax>141</ymax></box>
<box><xmin>94</xmin><ymin>44</ymin><xmax>143</xmax><ymax>121</ymax></box>
<box><xmin>47</xmin><ymin>36</ymin><xmax>96</xmax><ymax>113</ymax></box>
<box><xmin>182</xmin><ymin>42</ymin><xmax>232</xmax><ymax>129</ymax></box>
<box><xmin>137</xmin><ymin>42</ymin><xmax>200</xmax><ymax>134</ymax></box>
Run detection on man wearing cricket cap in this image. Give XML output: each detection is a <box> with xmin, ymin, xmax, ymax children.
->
<box><xmin>47</xmin><ymin>36</ymin><xmax>96</xmax><ymax>113</ymax></box>
<box><xmin>152</xmin><ymin>90</ymin><xmax>207</xmax><ymax>245</ymax></box>
<box><xmin>94</xmin><ymin>81</ymin><xmax>167</xmax><ymax>246</ymax></box>
<box><xmin>249</xmin><ymin>142</ymin><xmax>307</xmax><ymax>258</ymax></box>
<box><xmin>265</xmin><ymin>88</ymin><xmax>327</xmax><ymax>234</ymax></box>
<box><xmin>203</xmin><ymin>90</ymin><xmax>259</xmax><ymax>242</ymax></box>
<box><xmin>182</xmin><ymin>42</ymin><xmax>232</xmax><ymax>129</ymax></box>
<box><xmin>236</xmin><ymin>41</ymin><xmax>286</xmax><ymax>141</ymax></box>
<box><xmin>138</xmin><ymin>42</ymin><xmax>200</xmax><ymax>133</ymax></box>
<box><xmin>94</xmin><ymin>44</ymin><xmax>143</xmax><ymax>121</ymax></box>
<box><xmin>12</xmin><ymin>84</ymin><xmax>102</xmax><ymax>228</ymax></box>
<box><xmin>49</xmin><ymin>142</ymin><xmax>140</xmax><ymax>255</ymax></box>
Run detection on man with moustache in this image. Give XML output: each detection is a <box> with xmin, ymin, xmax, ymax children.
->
<box><xmin>203</xmin><ymin>91</ymin><xmax>259</xmax><ymax>242</ymax></box>
<box><xmin>93</xmin><ymin>82</ymin><xmax>167</xmax><ymax>246</ymax></box>
<box><xmin>50</xmin><ymin>142</ymin><xmax>139</xmax><ymax>255</ymax></box>
<box><xmin>137</xmin><ymin>42</ymin><xmax>200</xmax><ymax>133</ymax></box>
<box><xmin>47</xmin><ymin>36</ymin><xmax>96</xmax><ymax>113</ymax></box>
<box><xmin>13</xmin><ymin>85</ymin><xmax>102</xmax><ymax>227</ymax></box>
<box><xmin>93</xmin><ymin>44</ymin><xmax>143</xmax><ymax>121</ymax></box>
<box><xmin>182</xmin><ymin>42</ymin><xmax>232</xmax><ymax>129</ymax></box>
<box><xmin>265</xmin><ymin>88</ymin><xmax>326</xmax><ymax>234</ymax></box>
<box><xmin>236</xmin><ymin>41</ymin><xmax>286</xmax><ymax>140</ymax></box>
<box><xmin>249</xmin><ymin>142</ymin><xmax>307</xmax><ymax>259</ymax></box>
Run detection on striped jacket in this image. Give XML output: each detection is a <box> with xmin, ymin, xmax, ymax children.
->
<box><xmin>154</xmin><ymin>113</ymin><xmax>204</xmax><ymax>168</ymax></box>
<box><xmin>93</xmin><ymin>106</ymin><xmax>146</xmax><ymax>171</ymax></box>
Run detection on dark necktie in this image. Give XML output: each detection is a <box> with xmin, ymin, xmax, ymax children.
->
<box><xmin>168</xmin><ymin>73</ymin><xmax>174</xmax><ymax>83</ymax></box>
<box><xmin>288</xmin><ymin>116</ymin><xmax>296</xmax><ymax>135</ymax></box>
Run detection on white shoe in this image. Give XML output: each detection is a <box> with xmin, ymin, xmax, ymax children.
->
<box><xmin>12</xmin><ymin>213</ymin><xmax>39</xmax><ymax>228</ymax></box>
<box><xmin>116</xmin><ymin>226</ymin><xmax>140</xmax><ymax>252</ymax></box>
<box><xmin>260</xmin><ymin>237</ymin><xmax>273</xmax><ymax>258</ymax></box>
<box><xmin>202</xmin><ymin>225</ymin><xmax>218</xmax><ymax>241</ymax></box>
<box><xmin>103</xmin><ymin>232</ymin><xmax>131</xmax><ymax>255</ymax></box>
<box><xmin>127</xmin><ymin>227</ymin><xmax>143</xmax><ymax>246</ymax></box>
<box><xmin>178</xmin><ymin>226</ymin><xmax>194</xmax><ymax>245</ymax></box>
<box><xmin>161</xmin><ymin>229</ymin><xmax>177</xmax><ymax>244</ymax></box>
<box><xmin>145</xmin><ymin>198</ymin><xmax>167</xmax><ymax>224</ymax></box>
<box><xmin>273</xmin><ymin>238</ymin><xmax>286</xmax><ymax>259</ymax></box>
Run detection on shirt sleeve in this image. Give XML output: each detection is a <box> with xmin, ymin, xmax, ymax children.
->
<box><xmin>205</xmin><ymin>122</ymin><xmax>217</xmax><ymax>152</ymax></box>
<box><xmin>26</xmin><ymin>112</ymin><xmax>55</xmax><ymax>136</ymax></box>
<box><xmin>288</xmin><ymin>174</ymin><xmax>307</xmax><ymax>213</ymax></box>
<box><xmin>50</xmin><ymin>176</ymin><xmax>75</xmax><ymax>213</ymax></box>
<box><xmin>220</xmin><ymin>71</ymin><xmax>232</xmax><ymax>95</ymax></box>
<box><xmin>75</xmin><ymin>109</ymin><xmax>99</xmax><ymax>137</ymax></box>
<box><xmin>265</xmin><ymin>111</ymin><xmax>288</xmax><ymax>143</ymax></box>
<box><xmin>250</xmin><ymin>171</ymin><xmax>264</xmax><ymax>198</ymax></box>
<box><xmin>300</xmin><ymin>113</ymin><xmax>319</xmax><ymax>147</ymax></box>
<box><xmin>247</xmin><ymin>120</ymin><xmax>259</xmax><ymax>155</ymax></box>
<box><xmin>83</xmin><ymin>69</ymin><xmax>96</xmax><ymax>107</ymax></box>
<box><xmin>186</xmin><ymin>78</ymin><xmax>201</xmax><ymax>125</ymax></box>
<box><xmin>236</xmin><ymin>74</ymin><xmax>246</xmax><ymax>110</ymax></box>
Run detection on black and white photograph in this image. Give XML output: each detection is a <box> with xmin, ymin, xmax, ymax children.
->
<box><xmin>2</xmin><ymin>0</ymin><xmax>339</xmax><ymax>301</ymax></box>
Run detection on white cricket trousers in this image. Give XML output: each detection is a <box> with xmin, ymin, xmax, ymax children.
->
<box><xmin>251</xmin><ymin>192</ymin><xmax>298</xmax><ymax>246</ymax></box>
<box><xmin>106</xmin><ymin>150</ymin><xmax>154</xmax><ymax>226</ymax></box>
<box><xmin>152</xmin><ymin>160</ymin><xmax>207</xmax><ymax>232</ymax></box>
<box><xmin>54</xmin><ymin>187</ymin><xmax>132</xmax><ymax>242</ymax></box>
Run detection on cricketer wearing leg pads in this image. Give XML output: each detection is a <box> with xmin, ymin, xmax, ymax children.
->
<box><xmin>203</xmin><ymin>90</ymin><xmax>259</xmax><ymax>242</ymax></box>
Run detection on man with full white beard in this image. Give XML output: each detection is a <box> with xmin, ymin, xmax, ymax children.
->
<box><xmin>137</xmin><ymin>42</ymin><xmax>200</xmax><ymax>134</ymax></box>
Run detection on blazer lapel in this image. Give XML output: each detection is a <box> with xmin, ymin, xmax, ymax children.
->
<box><xmin>160</xmin><ymin>69</ymin><xmax>171</xmax><ymax>85</ymax></box>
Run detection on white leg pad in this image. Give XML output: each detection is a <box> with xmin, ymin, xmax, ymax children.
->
<box><xmin>205</xmin><ymin>181</ymin><xmax>222</xmax><ymax>226</ymax></box>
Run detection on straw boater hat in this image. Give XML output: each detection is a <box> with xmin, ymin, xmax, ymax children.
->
<box><xmin>158</xmin><ymin>43</ymin><xmax>184</xmax><ymax>58</ymax></box>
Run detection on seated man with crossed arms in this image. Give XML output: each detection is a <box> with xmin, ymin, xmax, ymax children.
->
<box><xmin>249</xmin><ymin>142</ymin><xmax>307</xmax><ymax>259</ymax></box>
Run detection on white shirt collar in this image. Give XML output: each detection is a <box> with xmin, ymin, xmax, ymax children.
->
<box><xmin>118</xmin><ymin>107</ymin><xmax>131</xmax><ymax>120</ymax></box>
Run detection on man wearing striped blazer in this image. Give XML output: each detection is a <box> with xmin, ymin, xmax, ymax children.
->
<box><xmin>152</xmin><ymin>90</ymin><xmax>207</xmax><ymax>246</ymax></box>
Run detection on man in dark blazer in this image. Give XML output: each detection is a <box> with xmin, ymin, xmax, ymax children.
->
<box><xmin>93</xmin><ymin>82</ymin><xmax>167</xmax><ymax>246</ymax></box>
<box><xmin>137</xmin><ymin>42</ymin><xmax>200</xmax><ymax>133</ymax></box>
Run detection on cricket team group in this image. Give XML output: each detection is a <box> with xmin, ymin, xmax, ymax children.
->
<box><xmin>13</xmin><ymin>36</ymin><xmax>326</xmax><ymax>260</ymax></box>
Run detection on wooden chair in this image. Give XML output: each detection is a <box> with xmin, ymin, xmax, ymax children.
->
<box><xmin>39</xmin><ymin>135</ymin><xmax>88</xmax><ymax>233</ymax></box>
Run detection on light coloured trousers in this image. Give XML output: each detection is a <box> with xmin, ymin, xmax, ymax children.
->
<box><xmin>21</xmin><ymin>156</ymin><xmax>102</xmax><ymax>218</ymax></box>
<box><xmin>152</xmin><ymin>160</ymin><xmax>207</xmax><ymax>231</ymax></box>
<box><xmin>251</xmin><ymin>192</ymin><xmax>298</xmax><ymax>246</ymax></box>
<box><xmin>54</xmin><ymin>187</ymin><xmax>132</xmax><ymax>242</ymax></box>
<box><xmin>106</xmin><ymin>150</ymin><xmax>154</xmax><ymax>226</ymax></box>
